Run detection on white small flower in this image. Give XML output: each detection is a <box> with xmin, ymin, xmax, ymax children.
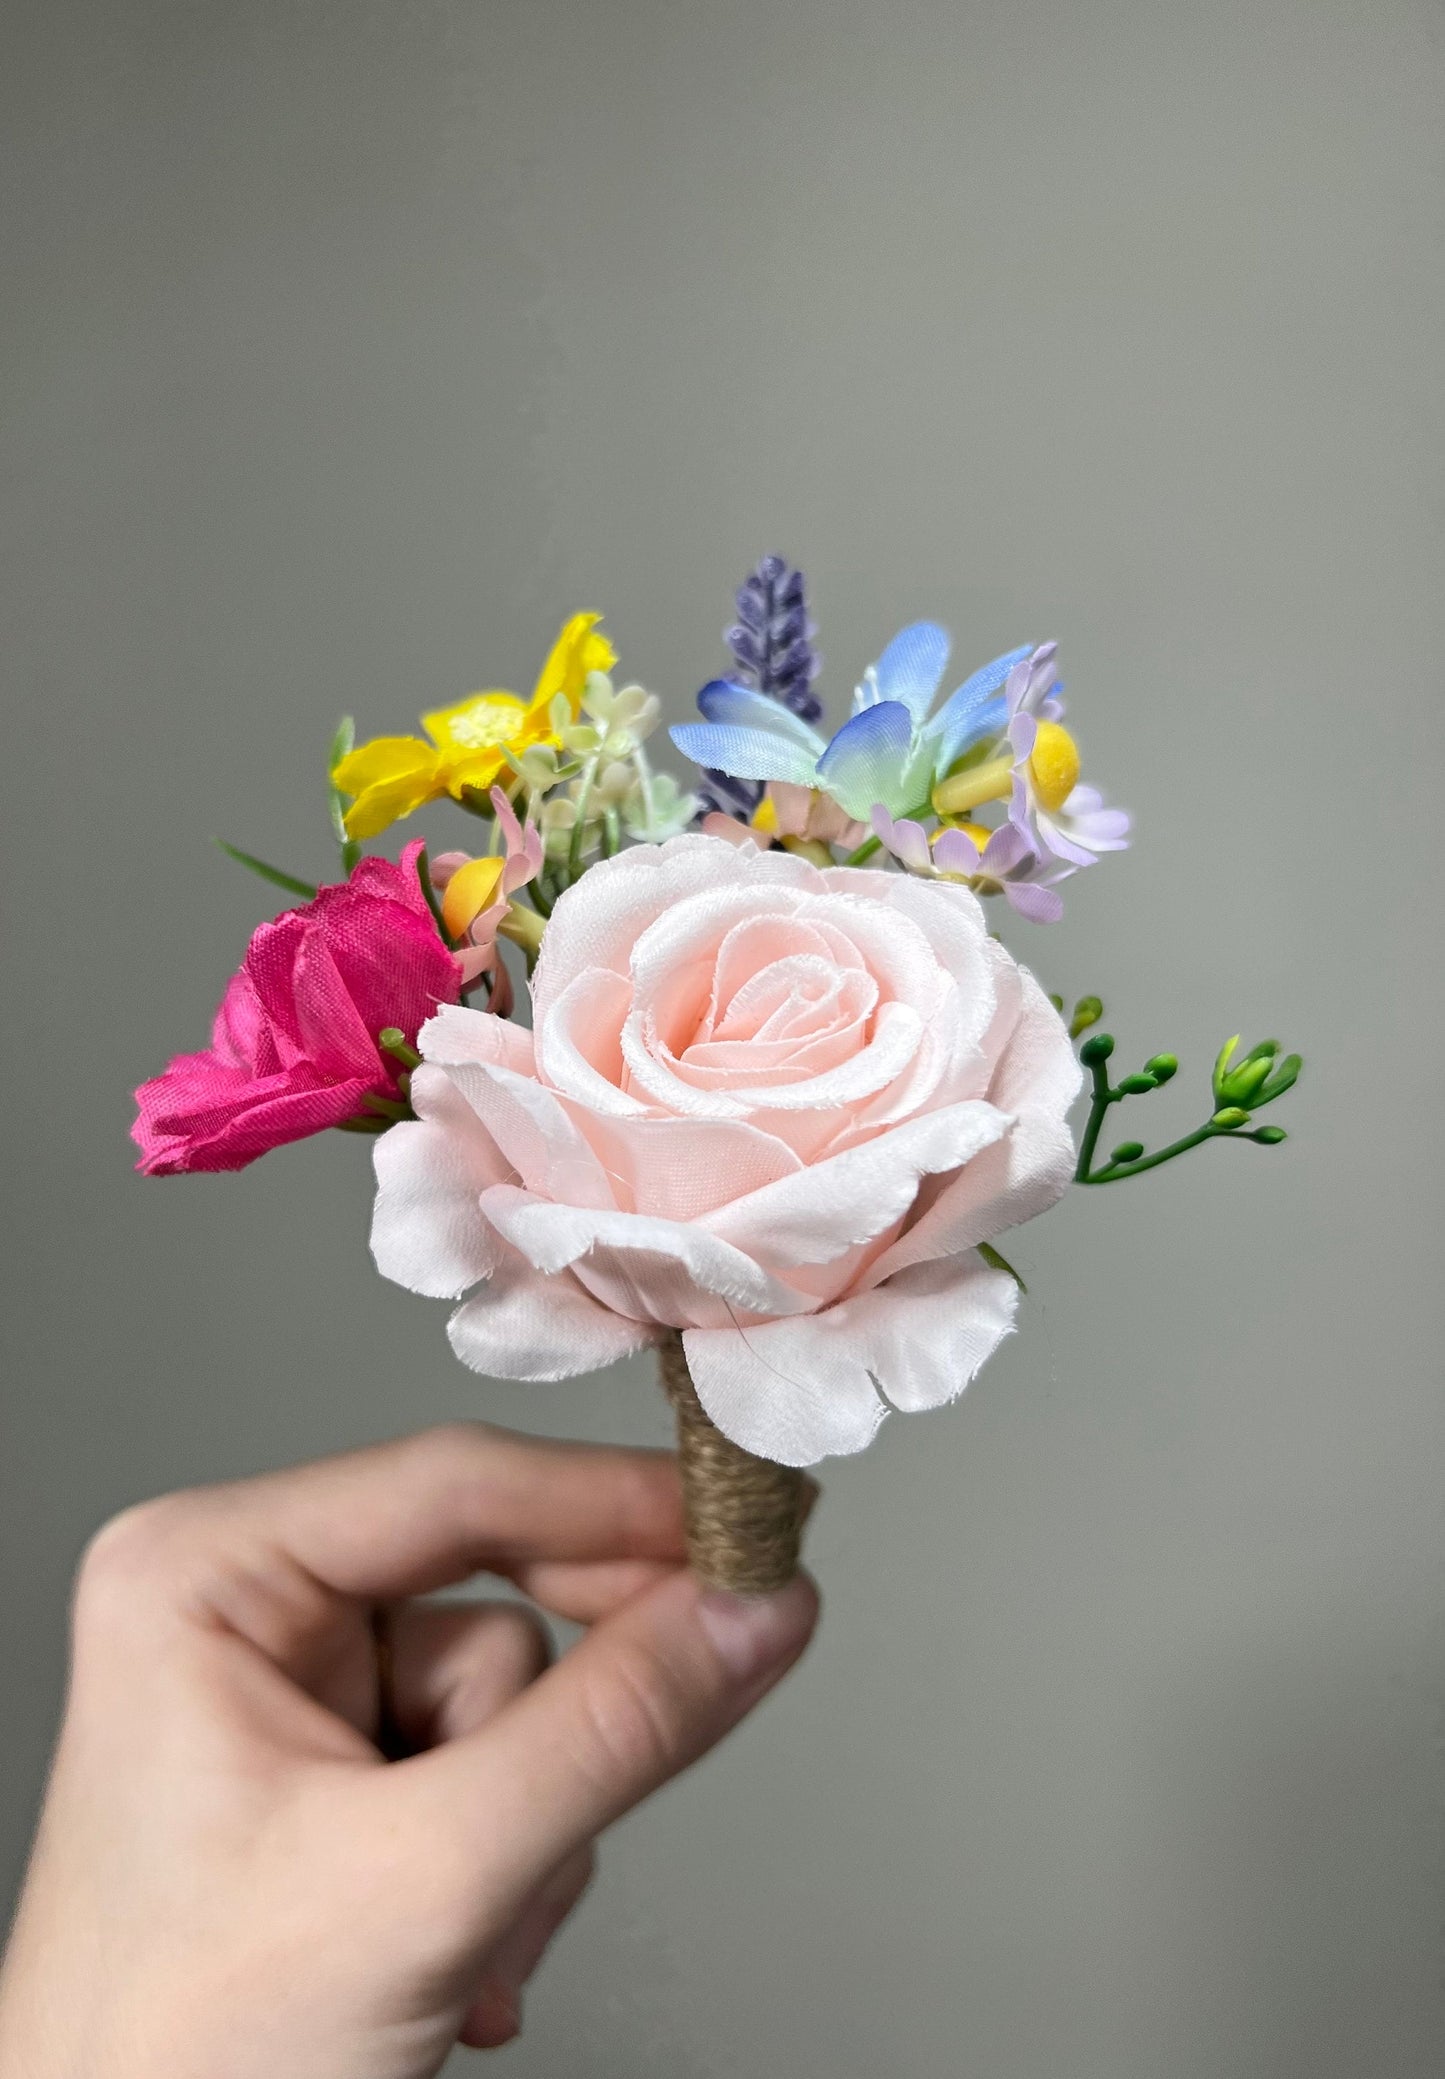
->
<box><xmin>580</xmin><ymin>673</ymin><xmax>663</xmax><ymax>756</ymax></box>
<box><xmin>622</xmin><ymin>770</ymin><xmax>699</xmax><ymax>842</ymax></box>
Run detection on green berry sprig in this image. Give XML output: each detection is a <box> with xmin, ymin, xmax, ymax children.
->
<box><xmin>1067</xmin><ymin>1005</ymin><xmax>1301</xmax><ymax>1186</ymax></box>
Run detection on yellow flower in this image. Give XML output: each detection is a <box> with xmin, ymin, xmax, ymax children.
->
<box><xmin>334</xmin><ymin>613</ymin><xmax>616</xmax><ymax>841</ymax></box>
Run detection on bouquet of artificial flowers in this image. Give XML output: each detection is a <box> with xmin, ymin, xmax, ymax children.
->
<box><xmin>134</xmin><ymin>559</ymin><xmax>1301</xmax><ymax>1591</ymax></box>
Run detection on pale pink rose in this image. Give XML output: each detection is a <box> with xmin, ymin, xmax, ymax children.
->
<box><xmin>370</xmin><ymin>835</ymin><xmax>1081</xmax><ymax>1465</ymax></box>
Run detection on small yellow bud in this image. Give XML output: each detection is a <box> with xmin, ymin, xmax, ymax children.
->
<box><xmin>750</xmin><ymin>794</ymin><xmax>778</xmax><ymax>834</ymax></box>
<box><xmin>932</xmin><ymin>756</ymin><xmax>1015</xmax><ymax>818</ymax></box>
<box><xmin>935</xmin><ymin>821</ymin><xmax>992</xmax><ymax>855</ymax></box>
<box><xmin>441</xmin><ymin>855</ymin><xmax>506</xmax><ymax>939</ymax></box>
<box><xmin>1027</xmin><ymin>721</ymin><xmax>1080</xmax><ymax>813</ymax></box>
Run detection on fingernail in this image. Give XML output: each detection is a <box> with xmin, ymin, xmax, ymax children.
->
<box><xmin>696</xmin><ymin>1574</ymin><xmax>816</xmax><ymax>1685</ymax></box>
<box><xmin>468</xmin><ymin>1983</ymin><xmax>522</xmax><ymax>2047</ymax></box>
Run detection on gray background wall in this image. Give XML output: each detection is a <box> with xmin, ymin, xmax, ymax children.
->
<box><xmin>3</xmin><ymin>3</ymin><xmax>1443</xmax><ymax>2073</ymax></box>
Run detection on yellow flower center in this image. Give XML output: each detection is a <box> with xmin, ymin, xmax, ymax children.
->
<box><xmin>1028</xmin><ymin>721</ymin><xmax>1079</xmax><ymax>814</ymax></box>
<box><xmin>442</xmin><ymin>698</ymin><xmax>528</xmax><ymax>751</ymax></box>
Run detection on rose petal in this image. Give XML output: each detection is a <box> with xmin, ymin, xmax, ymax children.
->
<box><xmin>478</xmin><ymin>1184</ymin><xmax>818</xmax><ymax>1325</ymax></box>
<box><xmin>565</xmin><ymin>1108</ymin><xmax>802</xmax><ymax>1221</ymax></box>
<box><xmin>448</xmin><ymin>1250</ymin><xmax>656</xmax><ymax>1380</ymax></box>
<box><xmin>986</xmin><ymin>963</ymin><xmax>1083</xmax><ymax>1117</ymax></box>
<box><xmin>435</xmin><ymin>1061</ymin><xmax>617</xmax><ymax>1210</ymax></box>
<box><xmin>704</xmin><ymin>1099</ymin><xmax>1011</xmax><ymax>1270</ymax></box>
<box><xmin>418</xmin><ymin>1002</ymin><xmax>535</xmax><ymax>1076</ymax></box>
<box><xmin>536</xmin><ymin>967</ymin><xmax>651</xmax><ymax>1117</ymax></box>
<box><xmin>682</xmin><ymin>1252</ymin><xmax>1018</xmax><ymax>1465</ymax></box>
<box><xmin>370</xmin><ymin>1068</ymin><xmax>512</xmax><ymax>1298</ymax></box>
<box><xmin>533</xmin><ymin>834</ymin><xmax>818</xmax><ymax>1009</ymax></box>
<box><xmin>624</xmin><ymin>997</ymin><xmax>924</xmax><ymax>1117</ymax></box>
<box><xmin>863</xmin><ymin>1114</ymin><xmax>1075</xmax><ymax>1289</ymax></box>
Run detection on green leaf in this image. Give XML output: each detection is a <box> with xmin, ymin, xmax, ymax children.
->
<box><xmin>1219</xmin><ymin>1055</ymin><xmax>1274</xmax><ymax>1106</ymax></box>
<box><xmin>1212</xmin><ymin>1034</ymin><xmax>1240</xmax><ymax>1104</ymax></box>
<box><xmin>328</xmin><ymin>713</ymin><xmax>356</xmax><ymax>773</ymax></box>
<box><xmin>327</xmin><ymin>717</ymin><xmax>361</xmax><ymax>874</ymax></box>
<box><xmin>977</xmin><ymin>1241</ymin><xmax>1026</xmax><ymax>1294</ymax></box>
<box><xmin>213</xmin><ymin>839</ymin><xmax>317</xmax><ymax>900</ymax></box>
<box><xmin>1254</xmin><ymin>1053</ymin><xmax>1302</xmax><ymax>1107</ymax></box>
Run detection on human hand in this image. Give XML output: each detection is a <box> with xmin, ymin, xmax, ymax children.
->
<box><xmin>0</xmin><ymin>1424</ymin><xmax>818</xmax><ymax>2078</ymax></box>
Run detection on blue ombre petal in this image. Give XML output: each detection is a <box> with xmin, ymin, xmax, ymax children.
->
<box><xmin>928</xmin><ymin>645</ymin><xmax>1031</xmax><ymax>767</ymax></box>
<box><xmin>695</xmin><ymin>679</ymin><xmax>829</xmax><ymax>754</ymax></box>
<box><xmin>670</xmin><ymin>720</ymin><xmax>821</xmax><ymax>787</ymax></box>
<box><xmin>933</xmin><ymin>691</ymin><xmax>1008</xmax><ymax>766</ymax></box>
<box><xmin>860</xmin><ymin>622</ymin><xmax>951</xmax><ymax>723</ymax></box>
<box><xmin>815</xmin><ymin>701</ymin><xmax>916</xmax><ymax>818</ymax></box>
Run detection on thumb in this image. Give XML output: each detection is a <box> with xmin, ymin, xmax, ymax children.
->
<box><xmin>395</xmin><ymin>1566</ymin><xmax>818</xmax><ymax>1922</ymax></box>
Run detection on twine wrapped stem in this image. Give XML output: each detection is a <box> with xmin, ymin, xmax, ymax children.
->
<box><xmin>658</xmin><ymin>1331</ymin><xmax>813</xmax><ymax>1596</ymax></box>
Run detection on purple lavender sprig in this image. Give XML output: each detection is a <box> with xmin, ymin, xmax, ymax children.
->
<box><xmin>697</xmin><ymin>555</ymin><xmax>821</xmax><ymax>819</ymax></box>
<box><xmin>727</xmin><ymin>556</ymin><xmax>822</xmax><ymax>723</ymax></box>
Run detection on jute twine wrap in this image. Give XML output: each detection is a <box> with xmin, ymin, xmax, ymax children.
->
<box><xmin>658</xmin><ymin>1331</ymin><xmax>813</xmax><ymax>1596</ymax></box>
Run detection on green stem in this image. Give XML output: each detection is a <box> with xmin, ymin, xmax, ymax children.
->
<box><xmin>631</xmin><ymin>744</ymin><xmax>659</xmax><ymax>838</ymax></box>
<box><xmin>327</xmin><ymin>715</ymin><xmax>360</xmax><ymax>875</ymax></box>
<box><xmin>1082</xmin><ymin>1123</ymin><xmax>1220</xmax><ymax>1183</ymax></box>
<box><xmin>1073</xmin><ymin>1055</ymin><xmax>1117</xmax><ymax>1182</ymax></box>
<box><xmin>841</xmin><ymin>801</ymin><xmax>931</xmax><ymax>870</ymax></box>
<box><xmin>1077</xmin><ymin>1120</ymin><xmax>1282</xmax><ymax>1184</ymax></box>
<box><xmin>842</xmin><ymin>835</ymin><xmax>882</xmax><ymax>867</ymax></box>
<box><xmin>414</xmin><ymin>848</ymin><xmax>452</xmax><ymax>944</ymax></box>
<box><xmin>567</xmin><ymin>755</ymin><xmax>600</xmax><ymax>883</ymax></box>
<box><xmin>377</xmin><ymin>1029</ymin><xmax>423</xmax><ymax>1071</ymax></box>
<box><xmin>496</xmin><ymin>901</ymin><xmax>546</xmax><ymax>962</ymax></box>
<box><xmin>361</xmin><ymin>1092</ymin><xmax>413</xmax><ymax>1123</ymax></box>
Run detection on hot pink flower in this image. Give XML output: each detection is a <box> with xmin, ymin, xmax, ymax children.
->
<box><xmin>132</xmin><ymin>842</ymin><xmax>462</xmax><ymax>1174</ymax></box>
<box><xmin>370</xmin><ymin>835</ymin><xmax>1080</xmax><ymax>1466</ymax></box>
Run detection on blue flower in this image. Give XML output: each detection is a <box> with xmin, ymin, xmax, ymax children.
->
<box><xmin>672</xmin><ymin>623</ymin><xmax>1031</xmax><ymax>825</ymax></box>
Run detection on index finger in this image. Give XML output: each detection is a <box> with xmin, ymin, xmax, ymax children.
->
<box><xmin>125</xmin><ymin>1424</ymin><xmax>687</xmax><ymax>1601</ymax></box>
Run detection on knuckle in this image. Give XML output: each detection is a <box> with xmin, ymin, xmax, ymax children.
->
<box><xmin>407</xmin><ymin>1421</ymin><xmax>502</xmax><ymax>1517</ymax></box>
<box><xmin>492</xmin><ymin>1603</ymin><xmax>552</xmax><ymax>1684</ymax></box>
<box><xmin>415</xmin><ymin>1418</ymin><xmax>488</xmax><ymax>1462</ymax></box>
<box><xmin>572</xmin><ymin>1638</ymin><xmax>692</xmax><ymax>1790</ymax></box>
<box><xmin>606</xmin><ymin>1450</ymin><xmax>682</xmax><ymax>1550</ymax></box>
<box><xmin>455</xmin><ymin>1604</ymin><xmax>552</xmax><ymax>1714</ymax></box>
<box><xmin>77</xmin><ymin>1494</ymin><xmax>194</xmax><ymax>1597</ymax></box>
